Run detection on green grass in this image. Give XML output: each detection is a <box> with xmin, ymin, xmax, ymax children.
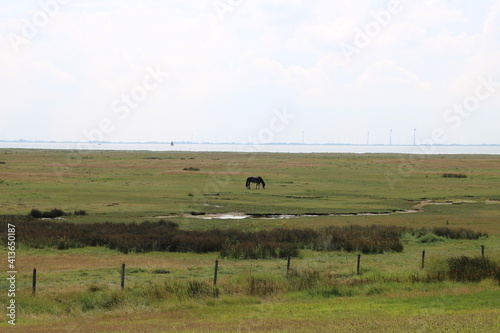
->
<box><xmin>4</xmin><ymin>280</ymin><xmax>500</xmax><ymax>332</ymax></box>
<box><xmin>1</xmin><ymin>150</ymin><xmax>499</xmax><ymax>222</ymax></box>
<box><xmin>1</xmin><ymin>149</ymin><xmax>499</xmax><ymax>332</ymax></box>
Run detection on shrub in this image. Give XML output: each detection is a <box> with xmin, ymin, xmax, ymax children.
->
<box><xmin>29</xmin><ymin>208</ymin><xmax>66</xmax><ymax>218</ymax></box>
<box><xmin>442</xmin><ymin>173</ymin><xmax>467</xmax><ymax>178</ymax></box>
<box><xmin>448</xmin><ymin>256</ymin><xmax>498</xmax><ymax>282</ymax></box>
<box><xmin>315</xmin><ymin>225</ymin><xmax>404</xmax><ymax>254</ymax></box>
<box><xmin>433</xmin><ymin>227</ymin><xmax>486</xmax><ymax>240</ymax></box>
<box><xmin>220</xmin><ymin>241</ymin><xmax>299</xmax><ymax>259</ymax></box>
<box><xmin>152</xmin><ymin>269</ymin><xmax>170</xmax><ymax>274</ymax></box>
<box><xmin>8</xmin><ymin>216</ymin><xmax>488</xmax><ymax>261</ymax></box>
<box><xmin>29</xmin><ymin>209</ymin><xmax>43</xmax><ymax>218</ymax></box>
<box><xmin>74</xmin><ymin>210</ymin><xmax>88</xmax><ymax>216</ymax></box>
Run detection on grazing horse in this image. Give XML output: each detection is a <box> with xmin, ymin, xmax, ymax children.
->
<box><xmin>246</xmin><ymin>176</ymin><xmax>266</xmax><ymax>189</ymax></box>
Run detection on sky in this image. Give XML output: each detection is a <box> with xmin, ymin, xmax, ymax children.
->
<box><xmin>0</xmin><ymin>0</ymin><xmax>499</xmax><ymax>145</ymax></box>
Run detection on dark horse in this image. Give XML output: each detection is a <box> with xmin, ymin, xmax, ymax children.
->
<box><xmin>246</xmin><ymin>176</ymin><xmax>266</xmax><ymax>189</ymax></box>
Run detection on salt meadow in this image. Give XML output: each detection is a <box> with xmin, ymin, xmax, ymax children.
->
<box><xmin>0</xmin><ymin>149</ymin><xmax>499</xmax><ymax>332</ymax></box>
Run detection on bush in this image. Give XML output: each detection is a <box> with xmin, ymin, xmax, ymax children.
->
<box><xmin>29</xmin><ymin>209</ymin><xmax>43</xmax><ymax>218</ymax></box>
<box><xmin>29</xmin><ymin>208</ymin><xmax>66</xmax><ymax>218</ymax></box>
<box><xmin>183</xmin><ymin>167</ymin><xmax>200</xmax><ymax>171</ymax></box>
<box><xmin>74</xmin><ymin>210</ymin><xmax>88</xmax><ymax>216</ymax></box>
<box><xmin>433</xmin><ymin>227</ymin><xmax>486</xmax><ymax>240</ymax></box>
<box><xmin>448</xmin><ymin>256</ymin><xmax>498</xmax><ymax>282</ymax></box>
<box><xmin>315</xmin><ymin>225</ymin><xmax>404</xmax><ymax>254</ymax></box>
<box><xmin>220</xmin><ymin>241</ymin><xmax>299</xmax><ymax>259</ymax></box>
<box><xmin>442</xmin><ymin>173</ymin><xmax>467</xmax><ymax>178</ymax></box>
<box><xmin>7</xmin><ymin>215</ymin><xmax>488</xmax><ymax>260</ymax></box>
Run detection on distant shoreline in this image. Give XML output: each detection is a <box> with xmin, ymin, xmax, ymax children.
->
<box><xmin>0</xmin><ymin>140</ymin><xmax>498</xmax><ymax>147</ymax></box>
<box><xmin>1</xmin><ymin>141</ymin><xmax>499</xmax><ymax>155</ymax></box>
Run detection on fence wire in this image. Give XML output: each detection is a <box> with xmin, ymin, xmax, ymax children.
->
<box><xmin>2</xmin><ymin>247</ymin><xmax>499</xmax><ymax>292</ymax></box>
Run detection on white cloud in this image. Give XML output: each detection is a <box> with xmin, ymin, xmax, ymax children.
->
<box><xmin>0</xmin><ymin>0</ymin><xmax>499</xmax><ymax>144</ymax></box>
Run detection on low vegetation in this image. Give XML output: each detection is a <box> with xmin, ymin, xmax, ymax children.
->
<box><xmin>6</xmin><ymin>215</ymin><xmax>487</xmax><ymax>258</ymax></box>
<box><xmin>29</xmin><ymin>208</ymin><xmax>88</xmax><ymax>218</ymax></box>
<box><xmin>10</xmin><ymin>256</ymin><xmax>500</xmax><ymax>319</ymax></box>
<box><xmin>0</xmin><ymin>150</ymin><xmax>498</xmax><ymax>331</ymax></box>
<box><xmin>447</xmin><ymin>256</ymin><xmax>499</xmax><ymax>282</ymax></box>
<box><xmin>29</xmin><ymin>208</ymin><xmax>66</xmax><ymax>219</ymax></box>
<box><xmin>442</xmin><ymin>173</ymin><xmax>467</xmax><ymax>178</ymax></box>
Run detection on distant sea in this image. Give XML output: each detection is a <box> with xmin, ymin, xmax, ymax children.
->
<box><xmin>1</xmin><ymin>142</ymin><xmax>499</xmax><ymax>155</ymax></box>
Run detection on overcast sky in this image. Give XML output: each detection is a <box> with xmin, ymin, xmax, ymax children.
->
<box><xmin>1</xmin><ymin>0</ymin><xmax>499</xmax><ymax>145</ymax></box>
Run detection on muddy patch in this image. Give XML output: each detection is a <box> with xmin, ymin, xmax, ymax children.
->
<box><xmin>150</xmin><ymin>200</ymin><xmax>477</xmax><ymax>220</ymax></box>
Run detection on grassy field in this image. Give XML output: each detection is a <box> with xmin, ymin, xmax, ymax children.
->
<box><xmin>1</xmin><ymin>149</ymin><xmax>499</xmax><ymax>332</ymax></box>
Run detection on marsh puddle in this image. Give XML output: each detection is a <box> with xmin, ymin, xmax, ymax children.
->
<box><xmin>200</xmin><ymin>213</ymin><xmax>250</xmax><ymax>220</ymax></box>
<box><xmin>190</xmin><ymin>212</ymin><xmax>406</xmax><ymax>220</ymax></box>
<box><xmin>152</xmin><ymin>200</ymin><xmax>476</xmax><ymax>220</ymax></box>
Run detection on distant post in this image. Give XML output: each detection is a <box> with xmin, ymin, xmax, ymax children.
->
<box><xmin>121</xmin><ymin>263</ymin><xmax>125</xmax><ymax>289</ymax></box>
<box><xmin>32</xmin><ymin>268</ymin><xmax>37</xmax><ymax>295</ymax></box>
<box><xmin>357</xmin><ymin>254</ymin><xmax>361</xmax><ymax>275</ymax></box>
<box><xmin>421</xmin><ymin>250</ymin><xmax>426</xmax><ymax>269</ymax></box>
<box><xmin>481</xmin><ymin>245</ymin><xmax>485</xmax><ymax>258</ymax></box>
<box><xmin>213</xmin><ymin>260</ymin><xmax>219</xmax><ymax>286</ymax></box>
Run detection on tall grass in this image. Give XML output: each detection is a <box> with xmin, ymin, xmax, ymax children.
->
<box><xmin>1</xmin><ymin>215</ymin><xmax>487</xmax><ymax>258</ymax></box>
<box><xmin>411</xmin><ymin>255</ymin><xmax>500</xmax><ymax>284</ymax></box>
<box><xmin>448</xmin><ymin>256</ymin><xmax>499</xmax><ymax>282</ymax></box>
<box><xmin>12</xmin><ymin>258</ymin><xmax>500</xmax><ymax>318</ymax></box>
<box><xmin>315</xmin><ymin>225</ymin><xmax>404</xmax><ymax>254</ymax></box>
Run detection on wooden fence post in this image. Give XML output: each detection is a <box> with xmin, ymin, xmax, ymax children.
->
<box><xmin>356</xmin><ymin>254</ymin><xmax>361</xmax><ymax>275</ymax></box>
<box><xmin>32</xmin><ymin>268</ymin><xmax>37</xmax><ymax>296</ymax></box>
<box><xmin>286</xmin><ymin>256</ymin><xmax>291</xmax><ymax>276</ymax></box>
<box><xmin>481</xmin><ymin>245</ymin><xmax>485</xmax><ymax>258</ymax></box>
<box><xmin>121</xmin><ymin>263</ymin><xmax>125</xmax><ymax>290</ymax></box>
<box><xmin>421</xmin><ymin>250</ymin><xmax>426</xmax><ymax>269</ymax></box>
<box><xmin>213</xmin><ymin>260</ymin><xmax>219</xmax><ymax>286</ymax></box>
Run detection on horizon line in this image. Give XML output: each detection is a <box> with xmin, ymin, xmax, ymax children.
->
<box><xmin>1</xmin><ymin>140</ymin><xmax>499</xmax><ymax>147</ymax></box>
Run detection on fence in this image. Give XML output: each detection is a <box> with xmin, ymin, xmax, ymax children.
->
<box><xmin>5</xmin><ymin>245</ymin><xmax>498</xmax><ymax>296</ymax></box>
